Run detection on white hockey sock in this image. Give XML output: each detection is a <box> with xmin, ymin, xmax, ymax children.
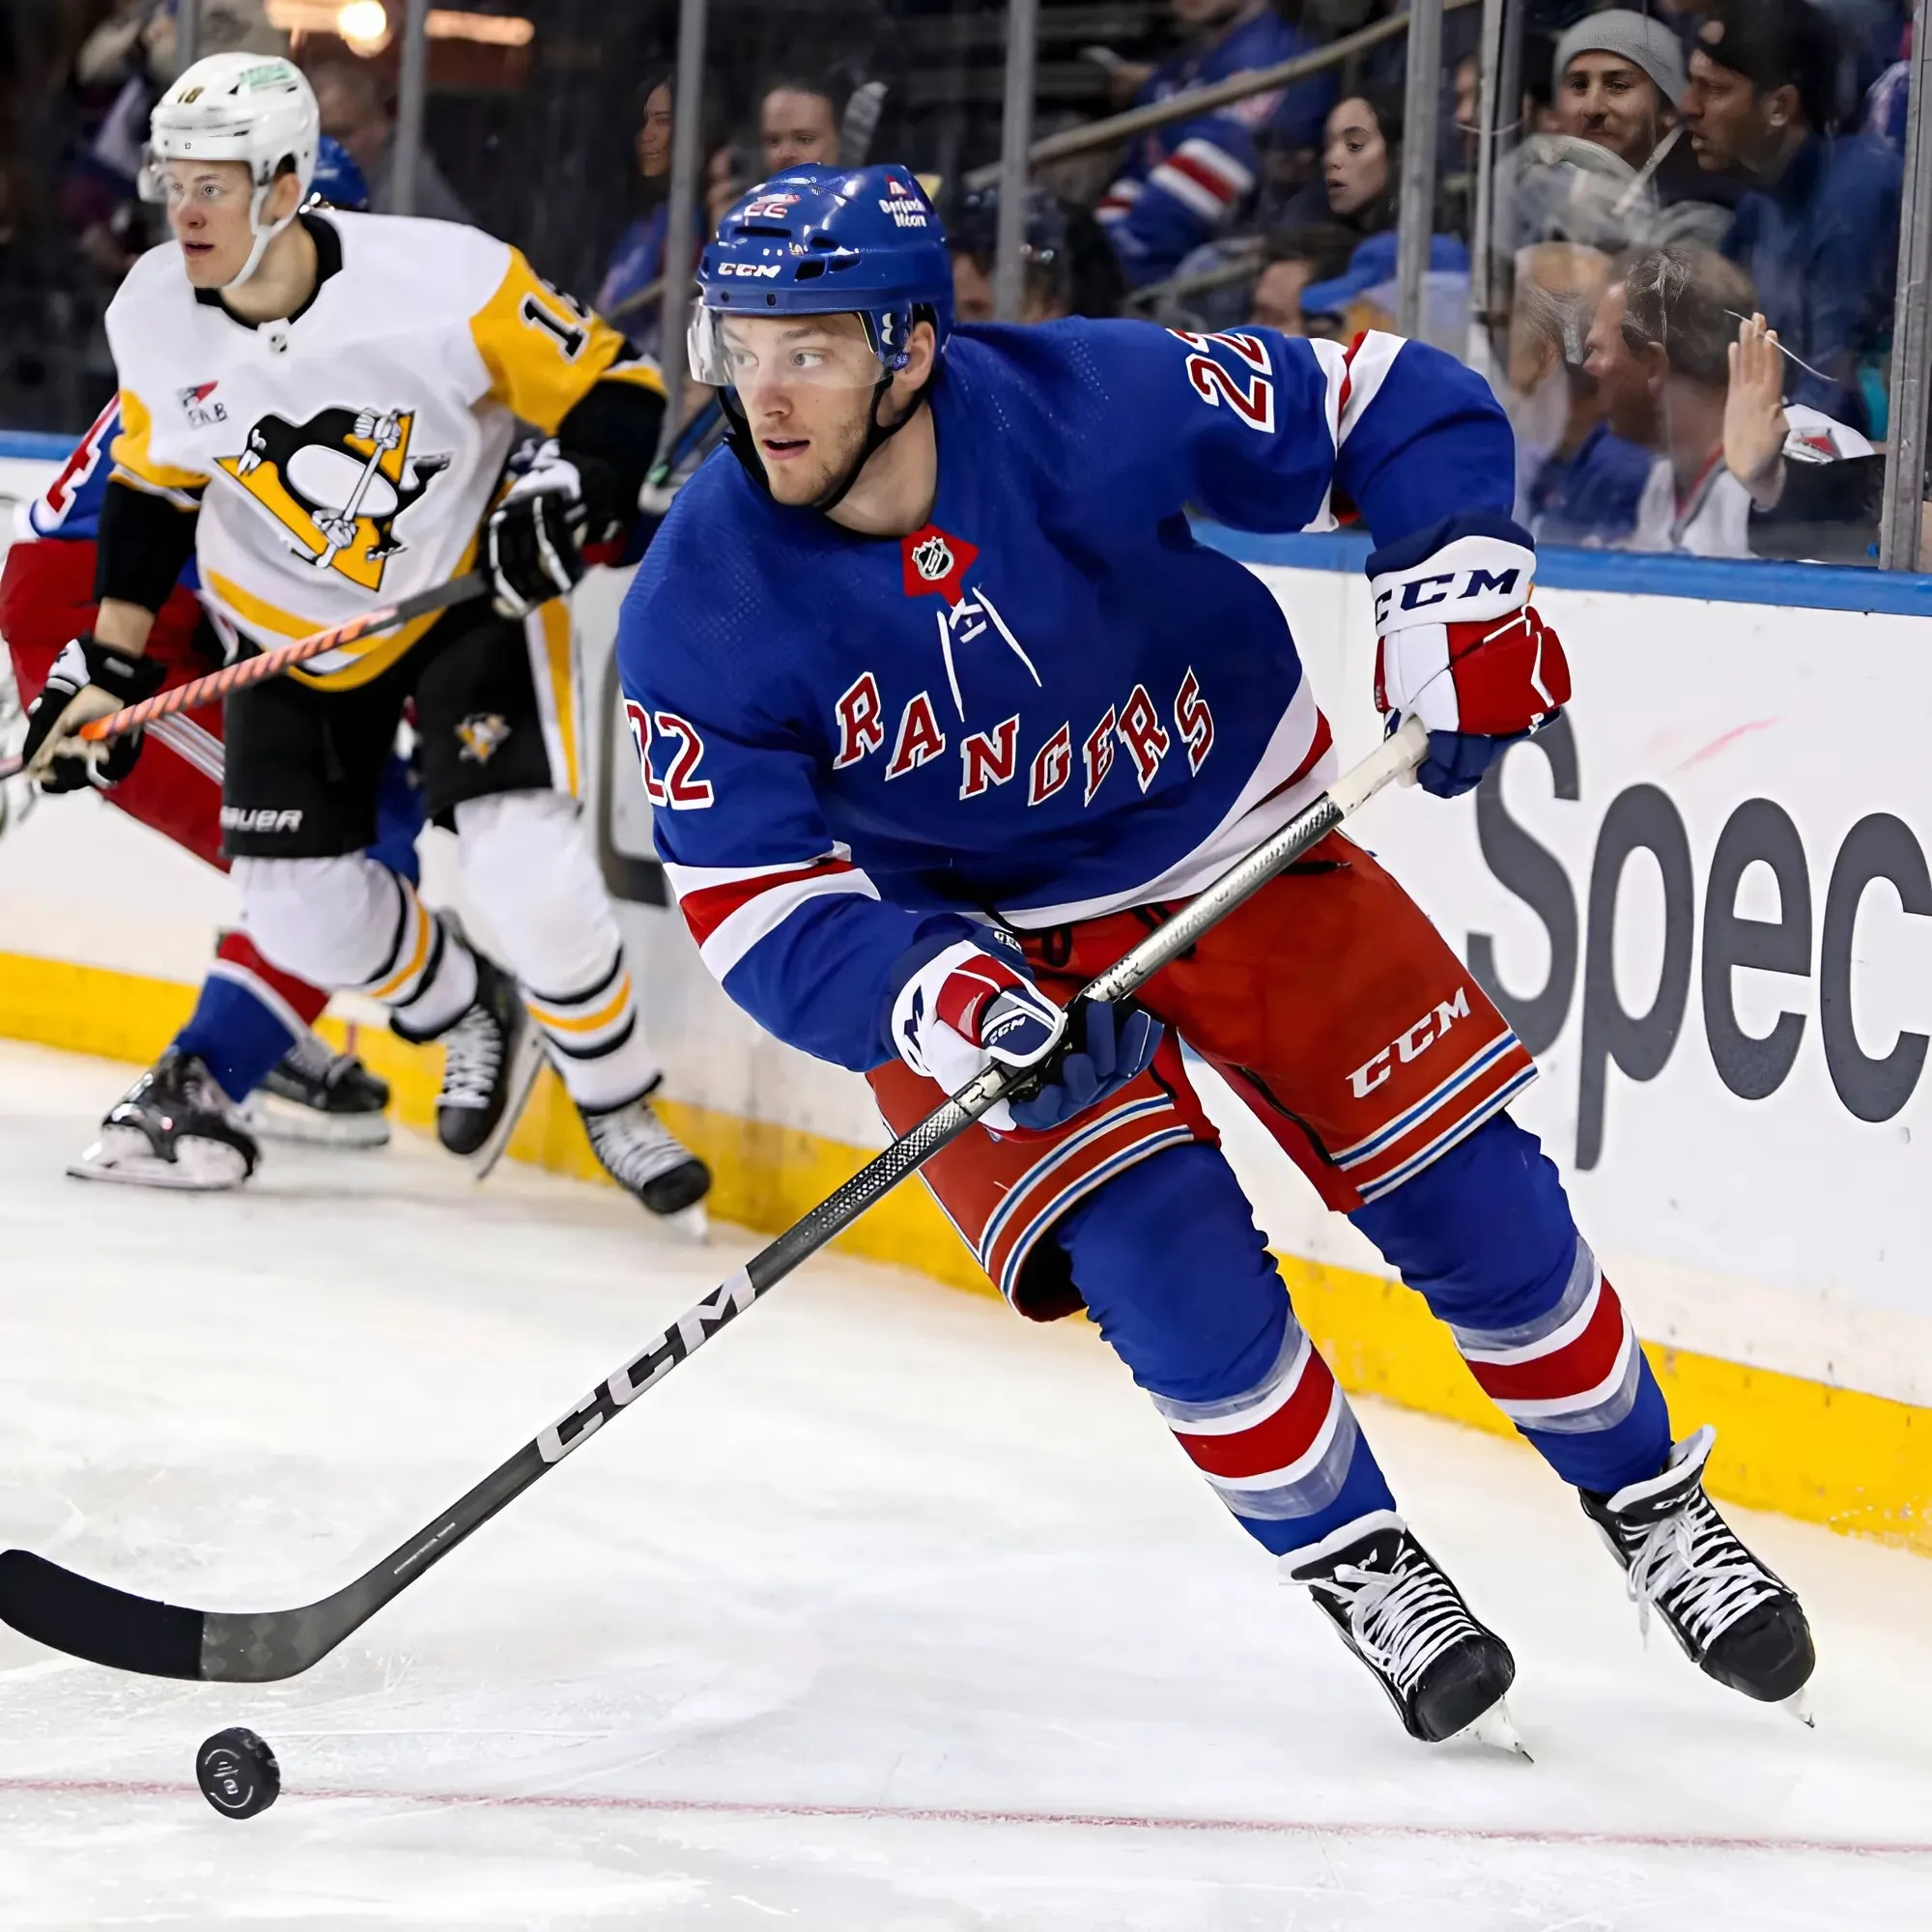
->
<box><xmin>453</xmin><ymin>789</ymin><xmax>661</xmax><ymax>1111</ymax></box>
<box><xmin>235</xmin><ymin>856</ymin><xmax>477</xmax><ymax>1039</ymax></box>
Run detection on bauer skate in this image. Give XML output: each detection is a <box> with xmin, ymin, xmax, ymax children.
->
<box><xmin>1581</xmin><ymin>1425</ymin><xmax>1815</xmax><ymax>1715</ymax></box>
<box><xmin>68</xmin><ymin>1047</ymin><xmax>260</xmax><ymax>1191</ymax></box>
<box><xmin>1288</xmin><ymin>1510</ymin><xmax>1523</xmax><ymax>1750</ymax></box>
<box><xmin>399</xmin><ymin>949</ymin><xmax>544</xmax><ymax>1179</ymax></box>
<box><xmin>242</xmin><ymin>1033</ymin><xmax>391</xmax><ymax>1149</ymax></box>
<box><xmin>579</xmin><ymin>1086</ymin><xmax>712</xmax><ymax>1226</ymax></box>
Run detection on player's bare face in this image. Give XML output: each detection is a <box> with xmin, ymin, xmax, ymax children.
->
<box><xmin>722</xmin><ymin>315</ymin><xmax>883</xmax><ymax>506</ymax></box>
<box><xmin>160</xmin><ymin>161</ymin><xmax>259</xmax><ymax>288</ymax></box>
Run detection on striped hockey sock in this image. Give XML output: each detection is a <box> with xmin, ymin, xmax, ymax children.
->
<box><xmin>524</xmin><ymin>944</ymin><xmax>661</xmax><ymax>1113</ymax></box>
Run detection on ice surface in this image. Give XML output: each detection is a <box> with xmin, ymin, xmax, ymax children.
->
<box><xmin>0</xmin><ymin>1038</ymin><xmax>1929</xmax><ymax>1929</ymax></box>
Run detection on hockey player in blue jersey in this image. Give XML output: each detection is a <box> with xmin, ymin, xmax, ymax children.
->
<box><xmin>1094</xmin><ymin>0</ymin><xmax>1334</xmax><ymax>287</ymax></box>
<box><xmin>615</xmin><ymin>166</ymin><xmax>1814</xmax><ymax>1745</ymax></box>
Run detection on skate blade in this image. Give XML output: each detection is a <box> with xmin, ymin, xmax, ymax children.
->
<box><xmin>1781</xmin><ymin>1685</ymin><xmax>1816</xmax><ymax>1729</ymax></box>
<box><xmin>462</xmin><ymin>1017</ymin><xmax>547</xmax><ymax>1183</ymax></box>
<box><xmin>243</xmin><ymin>1092</ymin><xmax>390</xmax><ymax>1149</ymax></box>
<box><xmin>662</xmin><ymin>1203</ymin><xmax>710</xmax><ymax>1244</ymax></box>
<box><xmin>1461</xmin><ymin>1698</ymin><xmax>1533</xmax><ymax>1760</ymax></box>
<box><xmin>67</xmin><ymin>1133</ymin><xmax>250</xmax><ymax>1192</ymax></box>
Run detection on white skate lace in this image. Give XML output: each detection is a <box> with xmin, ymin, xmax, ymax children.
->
<box><xmin>1622</xmin><ymin>1498</ymin><xmax>1780</xmax><ymax>1651</ymax></box>
<box><xmin>1324</xmin><ymin>1551</ymin><xmax>1478</xmax><ymax>1697</ymax></box>
<box><xmin>586</xmin><ymin>1100</ymin><xmax>694</xmax><ymax>1187</ymax></box>
<box><xmin>440</xmin><ymin>1006</ymin><xmax>503</xmax><ymax>1111</ymax></box>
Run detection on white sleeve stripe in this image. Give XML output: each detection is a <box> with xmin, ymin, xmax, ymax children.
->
<box><xmin>1146</xmin><ymin>162</ymin><xmax>1230</xmax><ymax>225</ymax></box>
<box><xmin>1302</xmin><ymin>338</ymin><xmax>1351</xmax><ymax>533</ymax></box>
<box><xmin>1172</xmin><ymin>137</ymin><xmax>1255</xmax><ymax>195</ymax></box>
<box><xmin>1337</xmin><ymin>330</ymin><xmax>1406</xmax><ymax>448</ymax></box>
<box><xmin>698</xmin><ymin>870</ymin><xmax>881</xmax><ymax>981</ymax></box>
<box><xmin>664</xmin><ymin>857</ymin><xmax>828</xmax><ymax>898</ymax></box>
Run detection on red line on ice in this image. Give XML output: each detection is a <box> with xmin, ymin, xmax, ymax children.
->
<box><xmin>2</xmin><ymin>1776</ymin><xmax>1928</xmax><ymax>1860</ymax></box>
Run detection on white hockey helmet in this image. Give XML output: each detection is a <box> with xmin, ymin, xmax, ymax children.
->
<box><xmin>144</xmin><ymin>53</ymin><xmax>321</xmax><ymax>288</ymax></box>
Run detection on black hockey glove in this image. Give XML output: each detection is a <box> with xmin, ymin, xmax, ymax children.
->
<box><xmin>19</xmin><ymin>634</ymin><xmax>165</xmax><ymax>795</ymax></box>
<box><xmin>486</xmin><ymin>440</ymin><xmax>594</xmax><ymax>618</ymax></box>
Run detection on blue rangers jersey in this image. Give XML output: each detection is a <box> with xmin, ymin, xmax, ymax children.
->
<box><xmin>615</xmin><ymin>321</ymin><xmax>1520</xmax><ymax>1074</ymax></box>
<box><xmin>1096</xmin><ymin>9</ymin><xmax>1333</xmax><ymax>287</ymax></box>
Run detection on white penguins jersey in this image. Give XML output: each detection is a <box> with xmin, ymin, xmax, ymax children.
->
<box><xmin>103</xmin><ymin>210</ymin><xmax>664</xmax><ymax>688</ymax></box>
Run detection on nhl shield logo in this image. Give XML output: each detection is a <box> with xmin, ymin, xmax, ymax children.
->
<box><xmin>910</xmin><ymin>533</ymin><xmax>953</xmax><ymax>582</ymax></box>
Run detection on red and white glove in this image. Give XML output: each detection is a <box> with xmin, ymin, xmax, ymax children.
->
<box><xmin>889</xmin><ymin>934</ymin><xmax>1163</xmax><ymax>1135</ymax></box>
<box><xmin>1370</xmin><ymin>526</ymin><xmax>1570</xmax><ymax>798</ymax></box>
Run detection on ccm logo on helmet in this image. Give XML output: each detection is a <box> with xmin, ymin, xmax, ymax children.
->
<box><xmin>1348</xmin><ymin>988</ymin><xmax>1471</xmax><ymax>1097</ymax></box>
<box><xmin>717</xmin><ymin>262</ymin><xmax>782</xmax><ymax>279</ymax></box>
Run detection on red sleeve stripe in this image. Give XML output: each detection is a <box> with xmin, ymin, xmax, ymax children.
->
<box><xmin>668</xmin><ymin>857</ymin><xmax>878</xmax><ymax>980</ymax></box>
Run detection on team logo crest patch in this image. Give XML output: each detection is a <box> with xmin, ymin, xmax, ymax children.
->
<box><xmin>456</xmin><ymin>713</ymin><xmax>511</xmax><ymax>764</ymax></box>
<box><xmin>216</xmin><ymin>406</ymin><xmax>450</xmax><ymax>590</ymax></box>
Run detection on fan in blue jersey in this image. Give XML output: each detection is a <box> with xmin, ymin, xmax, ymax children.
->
<box><xmin>616</xmin><ymin>165</ymin><xmax>1814</xmax><ymax>1745</ymax></box>
<box><xmin>1094</xmin><ymin>0</ymin><xmax>1335</xmax><ymax>288</ymax></box>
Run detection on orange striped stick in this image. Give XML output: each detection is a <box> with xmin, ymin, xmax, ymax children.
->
<box><xmin>73</xmin><ymin>571</ymin><xmax>492</xmax><ymax>747</ymax></box>
<box><xmin>1</xmin><ymin>572</ymin><xmax>488</xmax><ymax>781</ymax></box>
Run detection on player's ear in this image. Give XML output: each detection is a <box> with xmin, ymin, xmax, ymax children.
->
<box><xmin>896</xmin><ymin>318</ymin><xmax>938</xmax><ymax>395</ymax></box>
<box><xmin>268</xmin><ymin>167</ymin><xmax>306</xmax><ymax>223</ymax></box>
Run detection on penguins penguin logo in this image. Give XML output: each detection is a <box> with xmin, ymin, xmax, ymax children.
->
<box><xmin>217</xmin><ymin>406</ymin><xmax>450</xmax><ymax>589</ymax></box>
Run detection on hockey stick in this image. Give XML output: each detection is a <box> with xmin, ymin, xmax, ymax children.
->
<box><xmin>0</xmin><ymin>718</ymin><xmax>1430</xmax><ymax>1682</ymax></box>
<box><xmin>0</xmin><ymin>573</ymin><xmax>489</xmax><ymax>782</ymax></box>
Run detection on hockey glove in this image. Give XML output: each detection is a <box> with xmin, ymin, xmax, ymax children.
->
<box><xmin>19</xmin><ymin>634</ymin><xmax>165</xmax><ymax>794</ymax></box>
<box><xmin>1370</xmin><ymin>521</ymin><xmax>1571</xmax><ymax>799</ymax></box>
<box><xmin>890</xmin><ymin>934</ymin><xmax>1163</xmax><ymax>1135</ymax></box>
<box><xmin>486</xmin><ymin>440</ymin><xmax>590</xmax><ymax>618</ymax></box>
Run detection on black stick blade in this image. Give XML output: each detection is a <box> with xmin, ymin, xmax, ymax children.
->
<box><xmin>0</xmin><ymin>1549</ymin><xmax>207</xmax><ymax>1680</ymax></box>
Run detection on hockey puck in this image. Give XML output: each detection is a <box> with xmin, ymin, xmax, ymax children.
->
<box><xmin>195</xmin><ymin>1727</ymin><xmax>281</xmax><ymax>1819</ymax></box>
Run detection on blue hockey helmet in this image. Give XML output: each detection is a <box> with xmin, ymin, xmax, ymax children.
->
<box><xmin>691</xmin><ymin>163</ymin><xmax>952</xmax><ymax>386</ymax></box>
<box><xmin>306</xmin><ymin>133</ymin><xmax>370</xmax><ymax>212</ymax></box>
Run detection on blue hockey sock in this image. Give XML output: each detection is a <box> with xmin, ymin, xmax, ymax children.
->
<box><xmin>173</xmin><ymin>966</ymin><xmax>299</xmax><ymax>1105</ymax></box>
<box><xmin>1057</xmin><ymin>1142</ymin><xmax>1397</xmax><ymax>1557</ymax></box>
<box><xmin>1350</xmin><ymin>1113</ymin><xmax>1671</xmax><ymax>1495</ymax></box>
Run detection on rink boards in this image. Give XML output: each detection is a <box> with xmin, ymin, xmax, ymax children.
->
<box><xmin>0</xmin><ymin>447</ymin><xmax>1926</xmax><ymax>1550</ymax></box>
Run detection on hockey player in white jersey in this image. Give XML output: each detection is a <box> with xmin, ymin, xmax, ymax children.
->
<box><xmin>17</xmin><ymin>53</ymin><xmax>708</xmax><ymax>1217</ymax></box>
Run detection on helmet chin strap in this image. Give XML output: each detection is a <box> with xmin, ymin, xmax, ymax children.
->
<box><xmin>222</xmin><ymin>177</ymin><xmax>297</xmax><ymax>289</ymax></box>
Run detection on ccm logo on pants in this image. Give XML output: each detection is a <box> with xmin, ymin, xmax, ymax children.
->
<box><xmin>1349</xmin><ymin>987</ymin><xmax>1470</xmax><ymax>1097</ymax></box>
<box><xmin>221</xmin><ymin>806</ymin><xmax>304</xmax><ymax>834</ymax></box>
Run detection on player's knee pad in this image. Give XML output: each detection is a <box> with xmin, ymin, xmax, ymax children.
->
<box><xmin>1349</xmin><ymin>1110</ymin><xmax>1577</xmax><ymax>1330</ymax></box>
<box><xmin>234</xmin><ymin>854</ymin><xmax>404</xmax><ymax>989</ymax></box>
<box><xmin>1057</xmin><ymin>1142</ymin><xmax>1292</xmax><ymax>1406</ymax></box>
<box><xmin>453</xmin><ymin>788</ymin><xmax>617</xmax><ymax>992</ymax></box>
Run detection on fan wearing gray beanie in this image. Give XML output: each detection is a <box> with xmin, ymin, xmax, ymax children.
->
<box><xmin>1550</xmin><ymin>10</ymin><xmax>1688</xmax><ymax>174</ymax></box>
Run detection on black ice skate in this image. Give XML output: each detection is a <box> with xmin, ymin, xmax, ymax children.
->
<box><xmin>400</xmin><ymin>951</ymin><xmax>543</xmax><ymax>1178</ymax></box>
<box><xmin>68</xmin><ymin>1048</ymin><xmax>260</xmax><ymax>1191</ymax></box>
<box><xmin>1581</xmin><ymin>1425</ymin><xmax>1815</xmax><ymax>1716</ymax></box>
<box><xmin>580</xmin><ymin>1087</ymin><xmax>712</xmax><ymax>1226</ymax></box>
<box><xmin>1288</xmin><ymin>1510</ymin><xmax>1523</xmax><ymax>1750</ymax></box>
<box><xmin>242</xmin><ymin>1034</ymin><xmax>391</xmax><ymax>1149</ymax></box>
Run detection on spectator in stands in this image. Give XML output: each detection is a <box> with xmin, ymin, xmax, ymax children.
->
<box><xmin>1094</xmin><ymin>0</ymin><xmax>1333</xmax><ymax>288</ymax></box>
<box><xmin>595</xmin><ymin>74</ymin><xmax>677</xmax><ymax>330</ymax></box>
<box><xmin>1511</xmin><ymin>243</ymin><xmax>1655</xmax><ymax>548</ymax></box>
<box><xmin>1585</xmin><ymin>243</ymin><xmax>1875</xmax><ymax>556</ymax></box>
<box><xmin>947</xmin><ymin>185</ymin><xmax>1124</xmax><ymax>323</ymax></box>
<box><xmin>1862</xmin><ymin>4</ymin><xmax>1915</xmax><ymax>151</ymax></box>
<box><xmin>1247</xmin><ymin>225</ymin><xmax>1357</xmax><ymax>333</ymax></box>
<box><xmin>1552</xmin><ymin>12</ymin><xmax>1687</xmax><ymax>177</ymax></box>
<box><xmin>1318</xmin><ymin>91</ymin><xmax>1402</xmax><ymax>240</ymax></box>
<box><xmin>759</xmin><ymin>74</ymin><xmax>841</xmax><ymax>174</ymax></box>
<box><xmin>1683</xmin><ymin>0</ymin><xmax>1902</xmax><ymax>432</ymax></box>
<box><xmin>308</xmin><ymin>56</ymin><xmax>469</xmax><ymax>224</ymax></box>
